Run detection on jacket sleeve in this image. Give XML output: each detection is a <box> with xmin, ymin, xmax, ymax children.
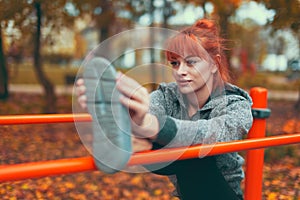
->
<box><xmin>149</xmin><ymin>90</ymin><xmax>253</xmax><ymax>148</ymax></box>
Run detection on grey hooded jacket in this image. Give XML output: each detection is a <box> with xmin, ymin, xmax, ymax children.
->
<box><xmin>149</xmin><ymin>82</ymin><xmax>253</xmax><ymax>198</ymax></box>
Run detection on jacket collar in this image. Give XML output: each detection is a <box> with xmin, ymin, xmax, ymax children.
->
<box><xmin>174</xmin><ymin>82</ymin><xmax>252</xmax><ymax>112</ymax></box>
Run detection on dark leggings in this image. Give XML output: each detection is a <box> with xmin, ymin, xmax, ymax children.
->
<box><xmin>146</xmin><ymin>156</ymin><xmax>241</xmax><ymax>200</ymax></box>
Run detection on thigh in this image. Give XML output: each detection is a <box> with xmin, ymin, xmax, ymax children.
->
<box><xmin>175</xmin><ymin>156</ymin><xmax>240</xmax><ymax>200</ymax></box>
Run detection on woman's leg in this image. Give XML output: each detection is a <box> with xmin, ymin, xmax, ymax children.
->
<box><xmin>145</xmin><ymin>143</ymin><xmax>240</xmax><ymax>199</ymax></box>
<box><xmin>175</xmin><ymin>156</ymin><xmax>240</xmax><ymax>200</ymax></box>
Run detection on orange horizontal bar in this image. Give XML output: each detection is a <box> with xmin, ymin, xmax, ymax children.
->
<box><xmin>1</xmin><ymin>133</ymin><xmax>300</xmax><ymax>182</ymax></box>
<box><xmin>0</xmin><ymin>114</ymin><xmax>92</xmax><ymax>125</ymax></box>
<box><xmin>0</xmin><ymin>157</ymin><xmax>97</xmax><ymax>182</ymax></box>
<box><xmin>129</xmin><ymin>133</ymin><xmax>300</xmax><ymax>165</ymax></box>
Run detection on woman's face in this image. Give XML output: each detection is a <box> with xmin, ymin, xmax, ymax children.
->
<box><xmin>169</xmin><ymin>55</ymin><xmax>217</xmax><ymax>95</ymax></box>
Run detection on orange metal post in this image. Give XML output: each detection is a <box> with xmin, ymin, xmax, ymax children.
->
<box><xmin>245</xmin><ymin>87</ymin><xmax>268</xmax><ymax>200</ymax></box>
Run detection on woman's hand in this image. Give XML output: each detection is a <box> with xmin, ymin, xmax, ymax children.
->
<box><xmin>116</xmin><ymin>72</ymin><xmax>149</xmax><ymax>126</ymax></box>
<box><xmin>75</xmin><ymin>78</ymin><xmax>87</xmax><ymax>110</ymax></box>
<box><xmin>116</xmin><ymin>72</ymin><xmax>159</xmax><ymax>140</ymax></box>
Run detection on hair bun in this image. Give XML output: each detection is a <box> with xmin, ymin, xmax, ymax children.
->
<box><xmin>194</xmin><ymin>19</ymin><xmax>216</xmax><ymax>30</ymax></box>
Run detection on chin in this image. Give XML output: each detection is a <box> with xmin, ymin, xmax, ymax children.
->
<box><xmin>178</xmin><ymin>86</ymin><xmax>195</xmax><ymax>94</ymax></box>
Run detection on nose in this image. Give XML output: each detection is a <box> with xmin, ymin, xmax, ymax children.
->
<box><xmin>177</xmin><ymin>63</ymin><xmax>188</xmax><ymax>76</ymax></box>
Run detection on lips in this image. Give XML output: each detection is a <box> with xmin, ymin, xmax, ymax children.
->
<box><xmin>177</xmin><ymin>79</ymin><xmax>192</xmax><ymax>86</ymax></box>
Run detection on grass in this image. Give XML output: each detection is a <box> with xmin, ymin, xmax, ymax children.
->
<box><xmin>7</xmin><ymin>63</ymin><xmax>300</xmax><ymax>91</ymax></box>
<box><xmin>8</xmin><ymin>63</ymin><xmax>79</xmax><ymax>86</ymax></box>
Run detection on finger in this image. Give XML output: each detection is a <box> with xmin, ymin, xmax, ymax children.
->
<box><xmin>119</xmin><ymin>95</ymin><xmax>148</xmax><ymax>115</ymax></box>
<box><xmin>78</xmin><ymin>95</ymin><xmax>87</xmax><ymax>109</ymax></box>
<box><xmin>117</xmin><ymin>83</ymin><xmax>148</xmax><ymax>104</ymax></box>
<box><xmin>76</xmin><ymin>78</ymin><xmax>85</xmax><ymax>86</ymax></box>
<box><xmin>116</xmin><ymin>73</ymin><xmax>148</xmax><ymax>102</ymax></box>
<box><xmin>76</xmin><ymin>85</ymin><xmax>87</xmax><ymax>97</ymax></box>
<box><xmin>116</xmin><ymin>72</ymin><xmax>140</xmax><ymax>87</ymax></box>
<box><xmin>75</xmin><ymin>78</ymin><xmax>85</xmax><ymax>95</ymax></box>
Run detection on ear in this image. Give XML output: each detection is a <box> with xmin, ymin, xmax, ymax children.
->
<box><xmin>211</xmin><ymin>54</ymin><xmax>221</xmax><ymax>74</ymax></box>
<box><xmin>215</xmin><ymin>54</ymin><xmax>221</xmax><ymax>63</ymax></box>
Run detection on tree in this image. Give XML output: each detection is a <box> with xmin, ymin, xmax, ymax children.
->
<box><xmin>211</xmin><ymin>0</ymin><xmax>242</xmax><ymax>36</ymax></box>
<box><xmin>28</xmin><ymin>0</ymin><xmax>76</xmax><ymax>113</ymax></box>
<box><xmin>178</xmin><ymin>0</ymin><xmax>242</xmax><ymax>36</ymax></box>
<box><xmin>33</xmin><ymin>1</ymin><xmax>56</xmax><ymax>113</ymax></box>
<box><xmin>0</xmin><ymin>0</ymin><xmax>27</xmax><ymax>100</ymax></box>
<box><xmin>0</xmin><ymin>25</ymin><xmax>8</xmax><ymax>100</ymax></box>
<box><xmin>1</xmin><ymin>0</ymin><xmax>77</xmax><ymax>112</ymax></box>
<box><xmin>229</xmin><ymin>19</ymin><xmax>267</xmax><ymax>74</ymax></box>
<box><xmin>179</xmin><ymin>0</ymin><xmax>242</xmax><ymax>72</ymax></box>
<box><xmin>256</xmin><ymin>0</ymin><xmax>300</xmax><ymax>110</ymax></box>
<box><xmin>70</xmin><ymin>0</ymin><xmax>116</xmax><ymax>43</ymax></box>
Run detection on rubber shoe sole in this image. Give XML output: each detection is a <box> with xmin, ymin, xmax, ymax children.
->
<box><xmin>83</xmin><ymin>57</ymin><xmax>132</xmax><ymax>174</ymax></box>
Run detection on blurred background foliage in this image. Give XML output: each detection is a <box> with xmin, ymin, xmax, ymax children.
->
<box><xmin>0</xmin><ymin>0</ymin><xmax>299</xmax><ymax>112</ymax></box>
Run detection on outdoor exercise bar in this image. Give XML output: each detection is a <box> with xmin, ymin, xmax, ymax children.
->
<box><xmin>1</xmin><ymin>133</ymin><xmax>300</xmax><ymax>183</ymax></box>
<box><xmin>0</xmin><ymin>113</ymin><xmax>92</xmax><ymax>125</ymax></box>
<box><xmin>1</xmin><ymin>87</ymin><xmax>299</xmax><ymax>200</ymax></box>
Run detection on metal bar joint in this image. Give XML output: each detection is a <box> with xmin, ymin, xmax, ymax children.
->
<box><xmin>252</xmin><ymin>108</ymin><xmax>271</xmax><ymax>119</ymax></box>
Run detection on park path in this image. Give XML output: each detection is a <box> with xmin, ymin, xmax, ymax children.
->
<box><xmin>8</xmin><ymin>84</ymin><xmax>299</xmax><ymax>101</ymax></box>
<box><xmin>9</xmin><ymin>84</ymin><xmax>74</xmax><ymax>96</ymax></box>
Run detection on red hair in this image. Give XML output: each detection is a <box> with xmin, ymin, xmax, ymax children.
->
<box><xmin>165</xmin><ymin>19</ymin><xmax>230</xmax><ymax>82</ymax></box>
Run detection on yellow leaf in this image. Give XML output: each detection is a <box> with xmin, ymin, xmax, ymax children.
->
<box><xmin>267</xmin><ymin>192</ymin><xmax>277</xmax><ymax>200</ymax></box>
<box><xmin>65</xmin><ymin>182</ymin><xmax>75</xmax><ymax>189</ymax></box>
<box><xmin>21</xmin><ymin>183</ymin><xmax>29</xmax><ymax>190</ymax></box>
<box><xmin>35</xmin><ymin>191</ymin><xmax>43</xmax><ymax>199</ymax></box>
<box><xmin>271</xmin><ymin>179</ymin><xmax>280</xmax><ymax>185</ymax></box>
<box><xmin>154</xmin><ymin>189</ymin><xmax>162</xmax><ymax>196</ymax></box>
<box><xmin>265</xmin><ymin>180</ymin><xmax>270</xmax><ymax>187</ymax></box>
<box><xmin>130</xmin><ymin>176</ymin><xmax>142</xmax><ymax>185</ymax></box>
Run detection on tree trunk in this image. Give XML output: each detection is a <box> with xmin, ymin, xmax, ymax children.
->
<box><xmin>295</xmin><ymin>34</ymin><xmax>300</xmax><ymax>111</ymax></box>
<box><xmin>99</xmin><ymin>27</ymin><xmax>109</xmax><ymax>43</ymax></box>
<box><xmin>295</xmin><ymin>85</ymin><xmax>300</xmax><ymax>111</ymax></box>
<box><xmin>97</xmin><ymin>0</ymin><xmax>114</xmax><ymax>42</ymax></box>
<box><xmin>0</xmin><ymin>25</ymin><xmax>9</xmax><ymax>100</ymax></box>
<box><xmin>34</xmin><ymin>2</ymin><xmax>56</xmax><ymax>113</ymax></box>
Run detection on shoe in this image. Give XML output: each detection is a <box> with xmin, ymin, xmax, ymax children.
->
<box><xmin>83</xmin><ymin>57</ymin><xmax>132</xmax><ymax>174</ymax></box>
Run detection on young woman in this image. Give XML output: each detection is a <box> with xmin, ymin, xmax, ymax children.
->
<box><xmin>76</xmin><ymin>19</ymin><xmax>253</xmax><ymax>200</ymax></box>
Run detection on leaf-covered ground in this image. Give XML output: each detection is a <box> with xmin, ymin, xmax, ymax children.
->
<box><xmin>0</xmin><ymin>93</ymin><xmax>299</xmax><ymax>199</ymax></box>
